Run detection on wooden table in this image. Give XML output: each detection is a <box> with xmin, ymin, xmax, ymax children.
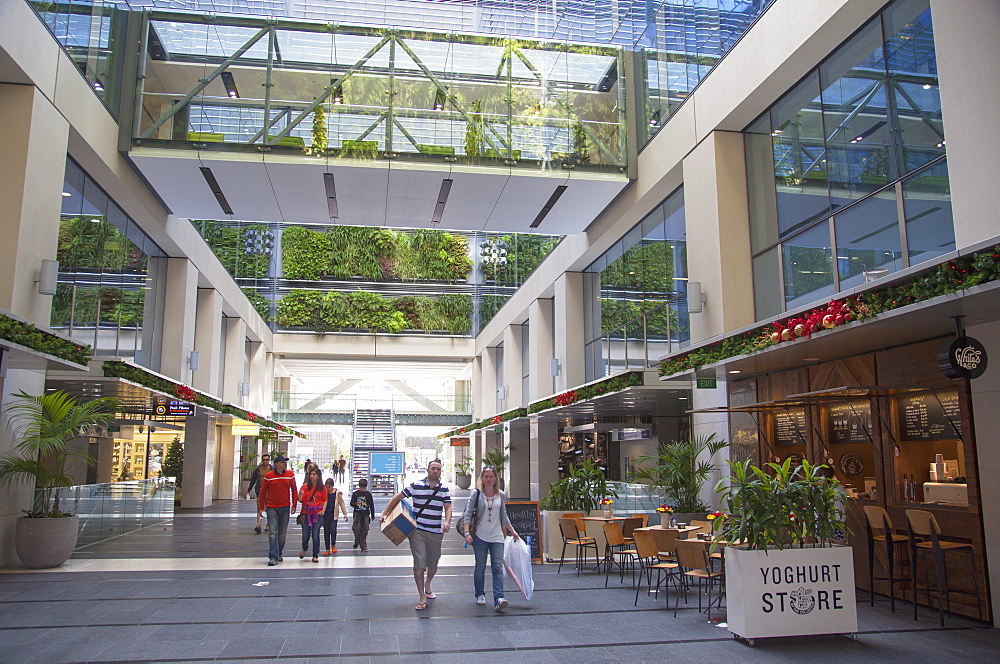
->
<box><xmin>582</xmin><ymin>516</ymin><xmax>628</xmax><ymax>563</ymax></box>
<box><xmin>634</xmin><ymin>525</ymin><xmax>701</xmax><ymax>558</ymax></box>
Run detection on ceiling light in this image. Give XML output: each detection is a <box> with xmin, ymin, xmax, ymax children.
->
<box><xmin>431</xmin><ymin>178</ymin><xmax>453</xmax><ymax>224</ymax></box>
<box><xmin>529</xmin><ymin>184</ymin><xmax>568</xmax><ymax>229</ymax></box>
<box><xmin>199</xmin><ymin>166</ymin><xmax>234</xmax><ymax>215</ymax></box>
<box><xmin>220</xmin><ymin>71</ymin><xmax>240</xmax><ymax>98</ymax></box>
<box><xmin>62</xmin><ymin>192</ymin><xmax>72</xmax><ymax>197</ymax></box>
<box><xmin>922</xmin><ymin>83</ymin><xmax>932</xmax><ymax>90</ymax></box>
<box><xmin>728</xmin><ymin>370</ymin><xmax>741</xmax><ymax>374</ymax></box>
<box><xmin>804</xmin><ymin>357</ymin><xmax>821</xmax><ymax>362</ymax></box>
<box><xmin>323</xmin><ymin>172</ymin><xmax>339</xmax><ymax>219</ymax></box>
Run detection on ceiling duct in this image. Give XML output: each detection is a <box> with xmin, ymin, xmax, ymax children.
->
<box><xmin>199</xmin><ymin>166</ymin><xmax>234</xmax><ymax>215</ymax></box>
<box><xmin>431</xmin><ymin>178</ymin><xmax>453</xmax><ymax>224</ymax></box>
<box><xmin>323</xmin><ymin>172</ymin><xmax>339</xmax><ymax>219</ymax></box>
<box><xmin>529</xmin><ymin>184</ymin><xmax>568</xmax><ymax>228</ymax></box>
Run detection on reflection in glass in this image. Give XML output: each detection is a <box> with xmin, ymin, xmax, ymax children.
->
<box><xmin>783</xmin><ymin>222</ymin><xmax>834</xmax><ymax>309</ymax></box>
<box><xmin>753</xmin><ymin>248</ymin><xmax>782</xmax><ymax>321</ymax></box>
<box><xmin>903</xmin><ymin>158</ymin><xmax>953</xmax><ymax>265</ymax></box>
<box><xmin>835</xmin><ymin>190</ymin><xmax>902</xmax><ymax>290</ymax></box>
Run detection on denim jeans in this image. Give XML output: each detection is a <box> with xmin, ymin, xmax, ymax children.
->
<box><xmin>266</xmin><ymin>506</ymin><xmax>290</xmax><ymax>561</ymax></box>
<box><xmin>302</xmin><ymin>520</ymin><xmax>321</xmax><ymax>557</ymax></box>
<box><xmin>323</xmin><ymin>513</ymin><xmax>339</xmax><ymax>549</ymax></box>
<box><xmin>472</xmin><ymin>536</ymin><xmax>505</xmax><ymax>600</ymax></box>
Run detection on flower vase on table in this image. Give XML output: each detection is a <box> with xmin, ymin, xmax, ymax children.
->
<box><xmin>599</xmin><ymin>499</ymin><xmax>614</xmax><ymax>518</ymax></box>
<box><xmin>603</xmin><ymin>508</ymin><xmax>613</xmax><ymax>518</ymax></box>
<box><xmin>656</xmin><ymin>505</ymin><xmax>675</xmax><ymax>528</ymax></box>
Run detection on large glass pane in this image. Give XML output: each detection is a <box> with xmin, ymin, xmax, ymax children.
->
<box><xmin>746</xmin><ymin>112</ymin><xmax>778</xmax><ymax>253</ymax></box>
<box><xmin>903</xmin><ymin>158</ymin><xmax>954</xmax><ymax>265</ymax></box>
<box><xmin>783</xmin><ymin>222</ymin><xmax>835</xmax><ymax>309</ymax></box>
<box><xmin>835</xmin><ymin>189</ymin><xmax>903</xmax><ymax>290</ymax></box>
<box><xmin>884</xmin><ymin>0</ymin><xmax>944</xmax><ymax>174</ymax></box>
<box><xmin>772</xmin><ymin>72</ymin><xmax>831</xmax><ymax>236</ymax></box>
<box><xmin>753</xmin><ymin>248</ymin><xmax>782</xmax><ymax>321</ymax></box>
<box><xmin>820</xmin><ymin>20</ymin><xmax>891</xmax><ymax>210</ymax></box>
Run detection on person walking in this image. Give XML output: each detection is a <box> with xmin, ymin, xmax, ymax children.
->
<box><xmin>461</xmin><ymin>465</ymin><xmax>519</xmax><ymax>611</ymax></box>
<box><xmin>380</xmin><ymin>458</ymin><xmax>452</xmax><ymax>611</ymax></box>
<box><xmin>349</xmin><ymin>478</ymin><xmax>376</xmax><ymax>552</ymax></box>
<box><xmin>322</xmin><ymin>478</ymin><xmax>348</xmax><ymax>555</ymax></box>
<box><xmin>249</xmin><ymin>461</ymin><xmax>272</xmax><ymax>534</ymax></box>
<box><xmin>257</xmin><ymin>455</ymin><xmax>298</xmax><ymax>566</ymax></box>
<box><xmin>337</xmin><ymin>456</ymin><xmax>347</xmax><ymax>483</ymax></box>
<box><xmin>298</xmin><ymin>467</ymin><xmax>327</xmax><ymax>563</ymax></box>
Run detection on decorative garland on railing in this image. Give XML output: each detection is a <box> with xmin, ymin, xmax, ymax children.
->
<box><xmin>102</xmin><ymin>360</ymin><xmax>305</xmax><ymax>438</ymax></box>
<box><xmin>659</xmin><ymin>244</ymin><xmax>1000</xmax><ymax>376</ymax></box>
<box><xmin>437</xmin><ymin>407</ymin><xmax>527</xmax><ymax>439</ymax></box>
<box><xmin>0</xmin><ymin>311</ymin><xmax>91</xmax><ymax>367</ymax></box>
<box><xmin>528</xmin><ymin>370</ymin><xmax>645</xmax><ymax>414</ymax></box>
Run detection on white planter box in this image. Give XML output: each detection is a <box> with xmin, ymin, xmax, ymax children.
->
<box><xmin>725</xmin><ymin>545</ymin><xmax>857</xmax><ymax>641</ymax></box>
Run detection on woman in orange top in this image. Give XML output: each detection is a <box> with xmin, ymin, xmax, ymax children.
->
<box><xmin>298</xmin><ymin>467</ymin><xmax>327</xmax><ymax>562</ymax></box>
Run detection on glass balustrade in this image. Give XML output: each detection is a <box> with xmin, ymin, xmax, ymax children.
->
<box><xmin>273</xmin><ymin>392</ymin><xmax>472</xmax><ymax>415</ymax></box>
<box><xmin>48</xmin><ymin>479</ymin><xmax>175</xmax><ymax>550</ymax></box>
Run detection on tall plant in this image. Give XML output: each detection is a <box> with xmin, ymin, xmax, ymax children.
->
<box><xmin>0</xmin><ymin>391</ymin><xmax>117</xmax><ymax>517</ymax></box>
<box><xmin>632</xmin><ymin>433</ymin><xmax>727</xmax><ymax>512</ymax></box>
<box><xmin>540</xmin><ymin>458</ymin><xmax>617</xmax><ymax>512</ymax></box>
<box><xmin>714</xmin><ymin>458</ymin><xmax>847</xmax><ymax>550</ymax></box>
<box><xmin>161</xmin><ymin>437</ymin><xmax>184</xmax><ymax>486</ymax></box>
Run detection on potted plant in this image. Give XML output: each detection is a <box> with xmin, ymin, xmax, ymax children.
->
<box><xmin>633</xmin><ymin>433</ymin><xmax>727</xmax><ymax>523</ymax></box>
<box><xmin>0</xmin><ymin>390</ymin><xmax>117</xmax><ymax>568</ymax></box>
<box><xmin>539</xmin><ymin>459</ymin><xmax>618</xmax><ymax>562</ymax></box>
<box><xmin>454</xmin><ymin>458</ymin><xmax>472</xmax><ymax>490</ymax></box>
<box><xmin>713</xmin><ymin>458</ymin><xmax>857</xmax><ymax>644</ymax></box>
<box><xmin>481</xmin><ymin>447</ymin><xmax>510</xmax><ymax>490</ymax></box>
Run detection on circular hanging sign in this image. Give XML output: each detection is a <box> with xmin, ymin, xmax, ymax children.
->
<box><xmin>839</xmin><ymin>452</ymin><xmax>864</xmax><ymax>478</ymax></box>
<box><xmin>939</xmin><ymin>336</ymin><xmax>988</xmax><ymax>380</ymax></box>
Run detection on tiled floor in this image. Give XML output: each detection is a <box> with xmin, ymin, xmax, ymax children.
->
<box><xmin>1</xmin><ymin>494</ymin><xmax>997</xmax><ymax>663</ymax></box>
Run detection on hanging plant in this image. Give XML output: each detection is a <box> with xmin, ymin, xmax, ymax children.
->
<box><xmin>311</xmin><ymin>102</ymin><xmax>327</xmax><ymax>154</ymax></box>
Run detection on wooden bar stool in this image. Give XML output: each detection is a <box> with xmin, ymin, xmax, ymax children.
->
<box><xmin>905</xmin><ymin>509</ymin><xmax>983</xmax><ymax>626</ymax></box>
<box><xmin>863</xmin><ymin>505</ymin><xmax>910</xmax><ymax>612</ymax></box>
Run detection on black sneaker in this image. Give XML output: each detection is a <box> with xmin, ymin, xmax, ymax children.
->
<box><xmin>277</xmin><ymin>556</ymin><xmax>283</xmax><ymax>562</ymax></box>
<box><xmin>254</xmin><ymin>526</ymin><xmax>261</xmax><ymax>534</ymax></box>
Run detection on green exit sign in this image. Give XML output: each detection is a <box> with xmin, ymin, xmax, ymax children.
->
<box><xmin>696</xmin><ymin>378</ymin><xmax>717</xmax><ymax>389</ymax></box>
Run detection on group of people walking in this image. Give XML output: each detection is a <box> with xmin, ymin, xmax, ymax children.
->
<box><xmin>246</xmin><ymin>455</ymin><xmax>519</xmax><ymax>611</ymax></box>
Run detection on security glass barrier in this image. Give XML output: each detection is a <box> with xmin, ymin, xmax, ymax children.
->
<box><xmin>48</xmin><ymin>479</ymin><xmax>175</xmax><ymax>549</ymax></box>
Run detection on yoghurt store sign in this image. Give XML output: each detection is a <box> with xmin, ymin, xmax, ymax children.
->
<box><xmin>726</xmin><ymin>546</ymin><xmax>858</xmax><ymax>640</ymax></box>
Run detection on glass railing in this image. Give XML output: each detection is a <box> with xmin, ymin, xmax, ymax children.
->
<box><xmin>607</xmin><ymin>481</ymin><xmax>670</xmax><ymax>514</ymax></box>
<box><xmin>132</xmin><ymin>11</ymin><xmax>627</xmax><ymax>174</ymax></box>
<box><xmin>274</xmin><ymin>392</ymin><xmax>472</xmax><ymax>415</ymax></box>
<box><xmin>597</xmin><ymin>297</ymin><xmax>690</xmax><ymax>378</ymax></box>
<box><xmin>49</xmin><ymin>479</ymin><xmax>174</xmax><ymax>549</ymax></box>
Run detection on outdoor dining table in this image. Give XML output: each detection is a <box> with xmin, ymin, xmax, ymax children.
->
<box><xmin>582</xmin><ymin>516</ymin><xmax>628</xmax><ymax>567</ymax></box>
<box><xmin>634</xmin><ymin>524</ymin><xmax>701</xmax><ymax>554</ymax></box>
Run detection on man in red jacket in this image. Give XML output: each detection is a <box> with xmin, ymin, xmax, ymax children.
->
<box><xmin>258</xmin><ymin>455</ymin><xmax>298</xmax><ymax>566</ymax></box>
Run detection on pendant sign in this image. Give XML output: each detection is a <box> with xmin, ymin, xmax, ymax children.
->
<box><xmin>939</xmin><ymin>336</ymin><xmax>988</xmax><ymax>380</ymax></box>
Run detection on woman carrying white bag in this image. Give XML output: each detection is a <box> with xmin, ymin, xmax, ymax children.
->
<box><xmin>459</xmin><ymin>465</ymin><xmax>519</xmax><ymax>611</ymax></box>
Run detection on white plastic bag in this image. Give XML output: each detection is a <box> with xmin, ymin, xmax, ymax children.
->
<box><xmin>503</xmin><ymin>535</ymin><xmax>534</xmax><ymax>600</ymax></box>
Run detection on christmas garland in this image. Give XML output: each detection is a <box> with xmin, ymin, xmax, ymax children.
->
<box><xmin>102</xmin><ymin>360</ymin><xmax>305</xmax><ymax>438</ymax></box>
<box><xmin>659</xmin><ymin>244</ymin><xmax>1000</xmax><ymax>376</ymax></box>
<box><xmin>0</xmin><ymin>311</ymin><xmax>91</xmax><ymax>367</ymax></box>
<box><xmin>437</xmin><ymin>407</ymin><xmax>527</xmax><ymax>439</ymax></box>
<box><xmin>528</xmin><ymin>371</ymin><xmax>645</xmax><ymax>414</ymax></box>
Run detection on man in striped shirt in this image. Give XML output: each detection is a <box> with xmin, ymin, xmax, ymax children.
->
<box><xmin>381</xmin><ymin>458</ymin><xmax>452</xmax><ymax>610</ymax></box>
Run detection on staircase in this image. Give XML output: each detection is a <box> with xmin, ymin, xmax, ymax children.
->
<box><xmin>350</xmin><ymin>408</ymin><xmax>397</xmax><ymax>494</ymax></box>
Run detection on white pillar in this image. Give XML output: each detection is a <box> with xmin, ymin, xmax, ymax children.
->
<box><xmin>505</xmin><ymin>422</ymin><xmax>530</xmax><ymax>500</ymax></box>
<box><xmin>481</xmin><ymin>347</ymin><xmax>499</xmax><ymax>418</ymax></box>
<box><xmin>554</xmin><ymin>272</ymin><xmax>585</xmax><ymax>390</ymax></box>
<box><xmin>193</xmin><ymin>288</ymin><xmax>223</xmax><ymax>396</ymax></box>
<box><xmin>247</xmin><ymin>340</ymin><xmax>266</xmax><ymax>412</ymax></box>
<box><xmin>528</xmin><ymin>298</ymin><xmax>555</xmax><ymax>402</ymax></box>
<box><xmin>682</xmin><ymin>130</ymin><xmax>755</xmax><ymax>343</ymax></box>
<box><xmin>223</xmin><ymin>317</ymin><xmax>247</xmax><ymax>404</ymax></box>
<box><xmin>159</xmin><ymin>258</ymin><xmax>198</xmax><ymax>383</ymax></box>
<box><xmin>214</xmin><ymin>427</ymin><xmax>238</xmax><ymax>500</ymax></box>
<box><xmin>529</xmin><ymin>417</ymin><xmax>559</xmax><ymax>503</ymax></box>
<box><xmin>181</xmin><ymin>415</ymin><xmax>217</xmax><ymax>509</ymax></box>
<box><xmin>503</xmin><ymin>324</ymin><xmax>523</xmax><ymax>409</ymax></box>
<box><xmin>472</xmin><ymin>355</ymin><xmax>483</xmax><ymax>417</ymax></box>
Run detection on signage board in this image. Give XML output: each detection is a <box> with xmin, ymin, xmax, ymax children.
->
<box><xmin>450</xmin><ymin>437</ymin><xmax>470</xmax><ymax>447</ymax></box>
<box><xmin>277</xmin><ymin>435</ymin><xmax>294</xmax><ymax>444</ymax></box>
<box><xmin>827</xmin><ymin>402</ymin><xmax>872</xmax><ymax>444</ymax></box>
<box><xmin>231</xmin><ymin>423</ymin><xmax>260</xmax><ymax>436</ymax></box>
<box><xmin>505</xmin><ymin>501</ymin><xmax>542</xmax><ymax>562</ymax></box>
<box><xmin>939</xmin><ymin>335</ymin><xmax>988</xmax><ymax>379</ymax></box>
<box><xmin>168</xmin><ymin>401</ymin><xmax>195</xmax><ymax>416</ymax></box>
<box><xmin>897</xmin><ymin>390</ymin><xmax>961</xmax><ymax>441</ymax></box>
<box><xmin>370</xmin><ymin>451</ymin><xmax>405</xmax><ymax>475</ymax></box>
<box><xmin>696</xmin><ymin>377</ymin><xmax>717</xmax><ymax>389</ymax></box>
<box><xmin>615</xmin><ymin>428</ymin><xmax>650</xmax><ymax>441</ymax></box>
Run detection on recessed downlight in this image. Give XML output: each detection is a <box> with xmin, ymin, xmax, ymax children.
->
<box><xmin>728</xmin><ymin>370</ymin><xmax>741</xmax><ymax>374</ymax></box>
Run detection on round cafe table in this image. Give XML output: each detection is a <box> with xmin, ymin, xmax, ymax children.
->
<box><xmin>582</xmin><ymin>516</ymin><xmax>628</xmax><ymax>569</ymax></box>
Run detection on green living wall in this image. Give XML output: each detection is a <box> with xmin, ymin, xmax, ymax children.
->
<box><xmin>58</xmin><ymin>217</ymin><xmax>146</xmax><ymax>272</ymax></box>
<box><xmin>275</xmin><ymin>290</ymin><xmax>472</xmax><ymax>335</ymax></box>
<box><xmin>191</xmin><ymin>220</ymin><xmax>271</xmax><ymax>280</ymax></box>
<box><xmin>480</xmin><ymin>233</ymin><xmax>560</xmax><ymax>284</ymax></box>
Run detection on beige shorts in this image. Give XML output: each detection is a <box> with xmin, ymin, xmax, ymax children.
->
<box><xmin>408</xmin><ymin>528</ymin><xmax>444</xmax><ymax>570</ymax></box>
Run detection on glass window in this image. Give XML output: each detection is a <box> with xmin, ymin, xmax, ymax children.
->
<box><xmin>903</xmin><ymin>158</ymin><xmax>953</xmax><ymax>265</ymax></box>
<box><xmin>772</xmin><ymin>72</ymin><xmax>831</xmax><ymax>237</ymax></box>
<box><xmin>835</xmin><ymin>189</ymin><xmax>903</xmax><ymax>290</ymax></box>
<box><xmin>783</xmin><ymin>222</ymin><xmax>835</xmax><ymax>309</ymax></box>
<box><xmin>753</xmin><ymin>248</ymin><xmax>783</xmax><ymax>321</ymax></box>
<box><xmin>746</xmin><ymin>112</ymin><xmax>778</xmax><ymax>253</ymax></box>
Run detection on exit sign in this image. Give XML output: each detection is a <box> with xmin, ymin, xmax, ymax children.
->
<box><xmin>696</xmin><ymin>378</ymin><xmax>717</xmax><ymax>389</ymax></box>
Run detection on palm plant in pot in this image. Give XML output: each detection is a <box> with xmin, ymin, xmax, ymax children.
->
<box><xmin>632</xmin><ymin>433</ymin><xmax>727</xmax><ymax>524</ymax></box>
<box><xmin>0</xmin><ymin>390</ymin><xmax>118</xmax><ymax>568</ymax></box>
<box><xmin>540</xmin><ymin>459</ymin><xmax>618</xmax><ymax>561</ymax></box>
<box><xmin>481</xmin><ymin>447</ymin><xmax>510</xmax><ymax>490</ymax></box>
<box><xmin>454</xmin><ymin>458</ymin><xmax>473</xmax><ymax>490</ymax></box>
<box><xmin>713</xmin><ymin>457</ymin><xmax>856</xmax><ymax>642</ymax></box>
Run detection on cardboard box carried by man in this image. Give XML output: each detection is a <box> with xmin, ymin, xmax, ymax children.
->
<box><xmin>380</xmin><ymin>498</ymin><xmax>416</xmax><ymax>546</ymax></box>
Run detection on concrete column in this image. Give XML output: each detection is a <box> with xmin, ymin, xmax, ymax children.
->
<box><xmin>471</xmin><ymin>356</ymin><xmax>483</xmax><ymax>418</ymax></box>
<box><xmin>528</xmin><ymin>298</ymin><xmax>555</xmax><ymax>402</ymax></box>
<box><xmin>223</xmin><ymin>317</ymin><xmax>247</xmax><ymax>404</ymax></box>
<box><xmin>0</xmin><ymin>84</ymin><xmax>69</xmax><ymax>324</ymax></box>
<box><xmin>159</xmin><ymin>258</ymin><xmax>199</xmax><ymax>383</ymax></box>
<box><xmin>181</xmin><ymin>415</ymin><xmax>217</xmax><ymax>509</ymax></box>
<box><xmin>193</xmin><ymin>288</ymin><xmax>223</xmax><ymax>396</ymax></box>
<box><xmin>264</xmin><ymin>352</ymin><xmax>275</xmax><ymax>415</ymax></box>
<box><xmin>481</xmin><ymin>348</ymin><xmax>499</xmax><ymax>418</ymax></box>
<box><xmin>503</xmin><ymin>324</ymin><xmax>524</xmax><ymax>409</ymax></box>
<box><xmin>247</xmin><ymin>340</ymin><xmax>266</xmax><ymax>412</ymax></box>
<box><xmin>691</xmin><ymin>383</ymin><xmax>729</xmax><ymax>511</ymax></box>
<box><xmin>505</xmin><ymin>422</ymin><xmax>530</xmax><ymax>500</ymax></box>
<box><xmin>682</xmin><ymin>131</ymin><xmax>755</xmax><ymax>343</ymax></box>
<box><xmin>931</xmin><ymin>0</ymin><xmax>1000</xmax><ymax>248</ymax></box>
<box><xmin>529</xmin><ymin>417</ymin><xmax>559</xmax><ymax>503</ymax></box>
<box><xmin>214</xmin><ymin>427</ymin><xmax>238</xmax><ymax>500</ymax></box>
<box><xmin>554</xmin><ymin>272</ymin><xmax>585</xmax><ymax>391</ymax></box>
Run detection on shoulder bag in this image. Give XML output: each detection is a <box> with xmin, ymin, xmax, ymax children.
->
<box><xmin>454</xmin><ymin>489</ymin><xmax>480</xmax><ymax>542</ymax></box>
<box><xmin>296</xmin><ymin>486</ymin><xmax>320</xmax><ymax>525</ymax></box>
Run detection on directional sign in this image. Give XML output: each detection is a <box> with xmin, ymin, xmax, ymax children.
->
<box><xmin>370</xmin><ymin>452</ymin><xmax>405</xmax><ymax>475</ymax></box>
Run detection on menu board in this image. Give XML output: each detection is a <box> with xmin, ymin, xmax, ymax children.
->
<box><xmin>774</xmin><ymin>409</ymin><xmax>807</xmax><ymax>446</ymax></box>
<box><xmin>898</xmin><ymin>391</ymin><xmax>961</xmax><ymax>441</ymax></box>
<box><xmin>827</xmin><ymin>402</ymin><xmax>872</xmax><ymax>444</ymax></box>
<box><xmin>505</xmin><ymin>501</ymin><xmax>541</xmax><ymax>562</ymax></box>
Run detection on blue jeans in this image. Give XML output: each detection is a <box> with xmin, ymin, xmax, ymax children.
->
<box><xmin>472</xmin><ymin>536</ymin><xmax>505</xmax><ymax>600</ymax></box>
<box><xmin>302</xmin><ymin>519</ymin><xmax>321</xmax><ymax>557</ymax></box>
<box><xmin>266</xmin><ymin>506</ymin><xmax>290</xmax><ymax>561</ymax></box>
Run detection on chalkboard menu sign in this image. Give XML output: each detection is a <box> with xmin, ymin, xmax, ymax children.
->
<box><xmin>827</xmin><ymin>402</ymin><xmax>872</xmax><ymax>444</ymax></box>
<box><xmin>774</xmin><ymin>409</ymin><xmax>807</xmax><ymax>446</ymax></box>
<box><xmin>506</xmin><ymin>501</ymin><xmax>541</xmax><ymax>562</ymax></box>
<box><xmin>898</xmin><ymin>391</ymin><xmax>961</xmax><ymax>441</ymax></box>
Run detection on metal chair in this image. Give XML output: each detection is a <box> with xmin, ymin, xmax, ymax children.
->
<box><xmin>633</xmin><ymin>530</ymin><xmax>679</xmax><ymax>606</ymax></box>
<box><xmin>905</xmin><ymin>509</ymin><xmax>983</xmax><ymax>626</ymax></box>
<box><xmin>602</xmin><ymin>521</ymin><xmax>637</xmax><ymax>586</ymax></box>
<box><xmin>675</xmin><ymin>539</ymin><xmax>724</xmax><ymax>620</ymax></box>
<box><xmin>558</xmin><ymin>517</ymin><xmax>597</xmax><ymax>576</ymax></box>
<box><xmin>863</xmin><ymin>505</ymin><xmax>910</xmax><ymax>612</ymax></box>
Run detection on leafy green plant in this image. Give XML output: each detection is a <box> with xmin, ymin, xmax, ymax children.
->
<box><xmin>714</xmin><ymin>458</ymin><xmax>847</xmax><ymax>550</ymax></box>
<box><xmin>281</xmin><ymin>226</ymin><xmax>330</xmax><ymax>280</ymax></box>
<box><xmin>161</xmin><ymin>437</ymin><xmax>184</xmax><ymax>486</ymax></box>
<box><xmin>540</xmin><ymin>458</ymin><xmax>618</xmax><ymax>512</ymax></box>
<box><xmin>481</xmin><ymin>448</ymin><xmax>510</xmax><ymax>475</ymax></box>
<box><xmin>192</xmin><ymin>220</ymin><xmax>271</xmax><ymax>279</ymax></box>
<box><xmin>0</xmin><ymin>311</ymin><xmax>91</xmax><ymax>366</ymax></box>
<box><xmin>632</xmin><ymin>433</ymin><xmax>728</xmax><ymax>513</ymax></box>
<box><xmin>241</xmin><ymin>288</ymin><xmax>271</xmax><ymax>322</ymax></box>
<box><xmin>0</xmin><ymin>391</ymin><xmax>118</xmax><ymax>517</ymax></box>
<box><xmin>275</xmin><ymin>289</ymin><xmax>323</xmax><ymax>327</ymax></box>
<box><xmin>311</xmin><ymin>103</ymin><xmax>327</xmax><ymax>154</ymax></box>
<box><xmin>454</xmin><ymin>458</ymin><xmax>473</xmax><ymax>476</ymax></box>
<box><xmin>529</xmin><ymin>371</ymin><xmax>644</xmax><ymax>414</ymax></box>
<box><xmin>465</xmin><ymin>99</ymin><xmax>484</xmax><ymax>156</ymax></box>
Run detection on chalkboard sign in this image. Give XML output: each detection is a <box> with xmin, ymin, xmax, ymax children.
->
<box><xmin>506</xmin><ymin>501</ymin><xmax>541</xmax><ymax>562</ymax></box>
<box><xmin>827</xmin><ymin>402</ymin><xmax>872</xmax><ymax>444</ymax></box>
<box><xmin>774</xmin><ymin>409</ymin><xmax>807</xmax><ymax>446</ymax></box>
<box><xmin>898</xmin><ymin>390</ymin><xmax>961</xmax><ymax>441</ymax></box>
